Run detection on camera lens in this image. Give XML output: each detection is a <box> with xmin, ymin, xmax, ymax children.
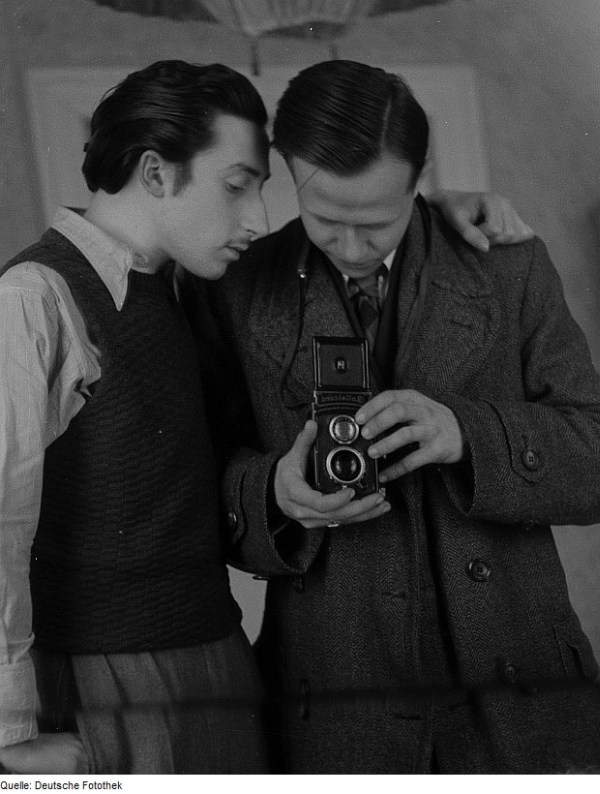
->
<box><xmin>326</xmin><ymin>447</ymin><xmax>366</xmax><ymax>485</ymax></box>
<box><xmin>329</xmin><ymin>415</ymin><xmax>359</xmax><ymax>444</ymax></box>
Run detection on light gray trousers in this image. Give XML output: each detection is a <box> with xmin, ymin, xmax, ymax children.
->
<box><xmin>33</xmin><ymin>626</ymin><xmax>268</xmax><ymax>773</ymax></box>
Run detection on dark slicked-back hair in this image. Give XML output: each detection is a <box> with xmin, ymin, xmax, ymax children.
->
<box><xmin>82</xmin><ymin>59</ymin><xmax>267</xmax><ymax>194</ymax></box>
<box><xmin>272</xmin><ymin>60</ymin><xmax>429</xmax><ymax>188</ymax></box>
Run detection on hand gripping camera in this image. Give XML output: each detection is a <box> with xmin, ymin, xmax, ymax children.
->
<box><xmin>311</xmin><ymin>336</ymin><xmax>379</xmax><ymax>496</ymax></box>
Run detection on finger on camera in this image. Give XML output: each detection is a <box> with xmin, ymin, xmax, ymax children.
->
<box><xmin>367</xmin><ymin>424</ymin><xmax>421</xmax><ymax>459</ymax></box>
<box><xmin>379</xmin><ymin>450</ymin><xmax>429</xmax><ymax>482</ymax></box>
<box><xmin>285</xmin><ymin>420</ymin><xmax>318</xmax><ymax>464</ymax></box>
<box><xmin>279</xmin><ymin>471</ymin><xmax>352</xmax><ymax>502</ymax></box>
<box><xmin>280</xmin><ymin>489</ymin><xmax>354</xmax><ymax>523</ymax></box>
<box><xmin>295</xmin><ymin>418</ymin><xmax>318</xmax><ymax>446</ymax></box>
<box><xmin>357</xmin><ymin>392</ymin><xmax>420</xmax><ymax>437</ymax></box>
<box><xmin>355</xmin><ymin>391</ymin><xmax>398</xmax><ymax>424</ymax></box>
<box><xmin>338</xmin><ymin>491</ymin><xmax>388</xmax><ymax>517</ymax></box>
<box><xmin>301</xmin><ymin>485</ymin><xmax>356</xmax><ymax>514</ymax></box>
<box><xmin>311</xmin><ymin>489</ymin><xmax>380</xmax><ymax>520</ymax></box>
<box><xmin>344</xmin><ymin>499</ymin><xmax>391</xmax><ymax>524</ymax></box>
<box><xmin>321</xmin><ymin>497</ymin><xmax>391</xmax><ymax>527</ymax></box>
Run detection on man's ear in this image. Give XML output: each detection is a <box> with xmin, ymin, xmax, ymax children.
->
<box><xmin>138</xmin><ymin>150</ymin><xmax>169</xmax><ymax>197</ymax></box>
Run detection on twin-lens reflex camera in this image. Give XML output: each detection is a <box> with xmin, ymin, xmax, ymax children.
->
<box><xmin>311</xmin><ymin>336</ymin><xmax>379</xmax><ymax>497</ymax></box>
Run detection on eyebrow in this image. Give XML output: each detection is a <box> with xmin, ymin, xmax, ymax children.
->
<box><xmin>311</xmin><ymin>212</ymin><xmax>390</xmax><ymax>229</ymax></box>
<box><xmin>226</xmin><ymin>163</ymin><xmax>270</xmax><ymax>180</ymax></box>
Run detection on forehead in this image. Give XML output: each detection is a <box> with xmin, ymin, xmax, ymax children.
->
<box><xmin>291</xmin><ymin>154</ymin><xmax>414</xmax><ymax>223</ymax></box>
<box><xmin>195</xmin><ymin>113</ymin><xmax>269</xmax><ymax>177</ymax></box>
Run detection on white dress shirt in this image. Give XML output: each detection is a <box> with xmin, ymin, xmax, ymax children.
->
<box><xmin>0</xmin><ymin>208</ymin><xmax>150</xmax><ymax>746</ymax></box>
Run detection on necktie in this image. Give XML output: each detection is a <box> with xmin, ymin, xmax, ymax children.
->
<box><xmin>347</xmin><ymin>264</ymin><xmax>388</xmax><ymax>352</ymax></box>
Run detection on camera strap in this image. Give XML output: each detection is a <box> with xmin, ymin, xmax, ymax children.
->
<box><xmin>278</xmin><ymin>232</ymin><xmax>310</xmax><ymax>409</ymax></box>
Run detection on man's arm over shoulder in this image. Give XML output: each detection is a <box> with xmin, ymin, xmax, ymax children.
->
<box><xmin>440</xmin><ymin>236</ymin><xmax>600</xmax><ymax>525</ymax></box>
<box><xmin>427</xmin><ymin>189</ymin><xmax>534</xmax><ymax>251</ymax></box>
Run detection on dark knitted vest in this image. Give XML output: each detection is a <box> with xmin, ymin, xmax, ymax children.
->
<box><xmin>3</xmin><ymin>229</ymin><xmax>240</xmax><ymax>653</ymax></box>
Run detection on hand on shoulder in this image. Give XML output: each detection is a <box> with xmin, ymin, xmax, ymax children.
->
<box><xmin>428</xmin><ymin>189</ymin><xmax>534</xmax><ymax>252</ymax></box>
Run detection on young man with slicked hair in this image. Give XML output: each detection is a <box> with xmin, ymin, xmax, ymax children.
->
<box><xmin>0</xmin><ymin>59</ymin><xmax>271</xmax><ymax>774</ymax></box>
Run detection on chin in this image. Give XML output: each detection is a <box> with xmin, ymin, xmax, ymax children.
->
<box><xmin>203</xmin><ymin>269</ymin><xmax>228</xmax><ymax>281</ymax></box>
<box><xmin>183</xmin><ymin>258</ymin><xmax>229</xmax><ymax>281</ymax></box>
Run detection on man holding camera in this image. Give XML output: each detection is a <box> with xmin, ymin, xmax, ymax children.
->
<box><xmin>188</xmin><ymin>60</ymin><xmax>600</xmax><ymax>773</ymax></box>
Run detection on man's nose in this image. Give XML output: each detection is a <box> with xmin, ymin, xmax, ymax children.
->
<box><xmin>336</xmin><ymin>228</ymin><xmax>365</xmax><ymax>263</ymax></box>
<box><xmin>243</xmin><ymin>195</ymin><xmax>269</xmax><ymax>240</ymax></box>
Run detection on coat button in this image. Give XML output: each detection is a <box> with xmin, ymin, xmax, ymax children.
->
<box><xmin>467</xmin><ymin>558</ymin><xmax>491</xmax><ymax>582</ymax></box>
<box><xmin>292</xmin><ymin>575</ymin><xmax>305</xmax><ymax>593</ymax></box>
<box><xmin>227</xmin><ymin>510</ymin><xmax>238</xmax><ymax>529</ymax></box>
<box><xmin>498</xmin><ymin>661</ymin><xmax>519</xmax><ymax>684</ymax></box>
<box><xmin>521</xmin><ymin>448</ymin><xmax>540</xmax><ymax>470</ymax></box>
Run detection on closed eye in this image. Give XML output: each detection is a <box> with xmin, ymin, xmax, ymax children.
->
<box><xmin>226</xmin><ymin>182</ymin><xmax>247</xmax><ymax>194</ymax></box>
<box><xmin>312</xmin><ymin>214</ymin><xmax>389</xmax><ymax>232</ymax></box>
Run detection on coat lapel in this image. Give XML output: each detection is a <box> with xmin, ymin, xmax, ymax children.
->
<box><xmin>401</xmin><ymin>210</ymin><xmax>502</xmax><ymax>394</ymax></box>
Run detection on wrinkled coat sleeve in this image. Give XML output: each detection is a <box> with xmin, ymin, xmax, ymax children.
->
<box><xmin>185</xmin><ymin>268</ymin><xmax>323</xmax><ymax>578</ymax></box>
<box><xmin>440</xmin><ymin>237</ymin><xmax>600</xmax><ymax>526</ymax></box>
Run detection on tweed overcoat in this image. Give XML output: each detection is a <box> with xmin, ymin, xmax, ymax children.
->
<box><xmin>190</xmin><ymin>203</ymin><xmax>600</xmax><ymax>773</ymax></box>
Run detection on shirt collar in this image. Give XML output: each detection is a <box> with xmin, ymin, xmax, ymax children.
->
<box><xmin>382</xmin><ymin>249</ymin><xmax>396</xmax><ymax>272</ymax></box>
<box><xmin>51</xmin><ymin>207</ymin><xmax>151</xmax><ymax>311</ymax></box>
<box><xmin>341</xmin><ymin>248</ymin><xmax>396</xmax><ymax>285</ymax></box>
